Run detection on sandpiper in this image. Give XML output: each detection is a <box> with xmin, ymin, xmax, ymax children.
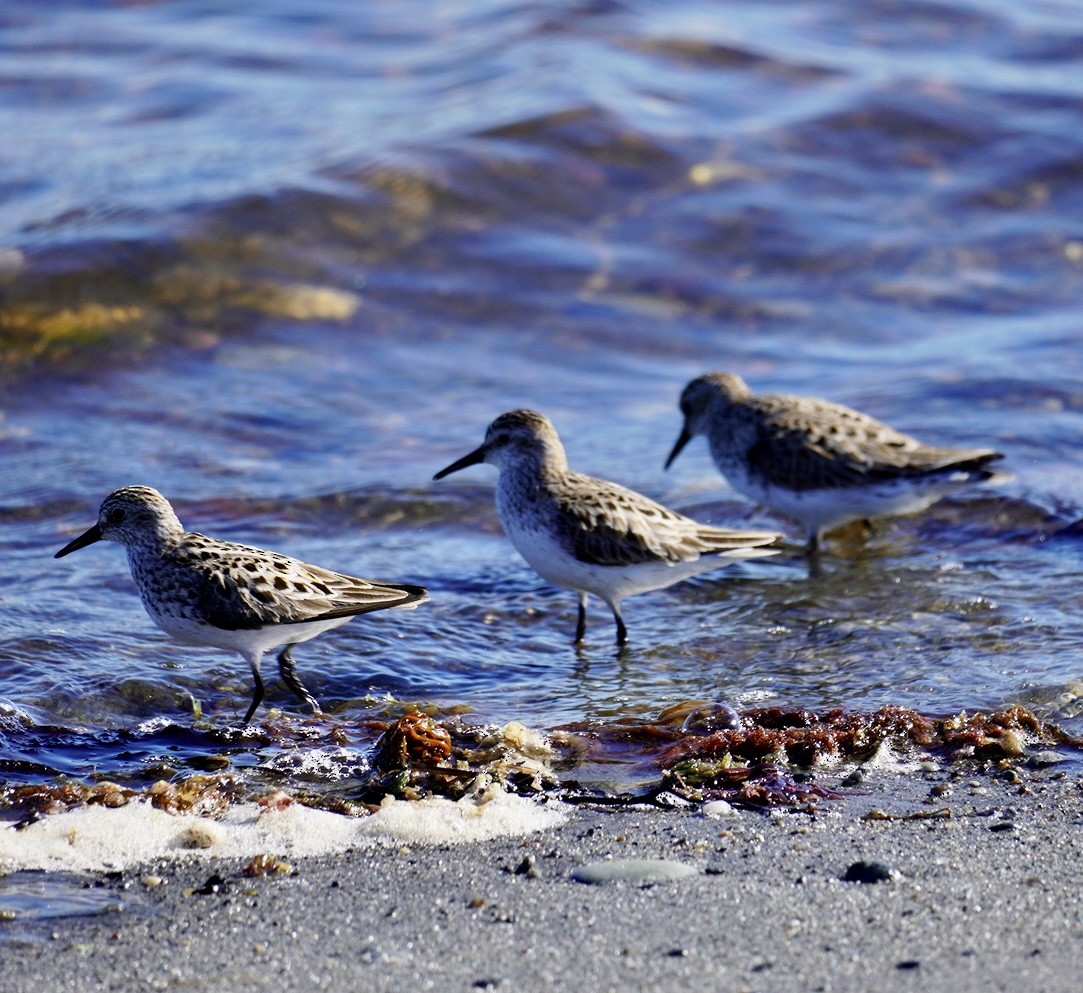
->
<box><xmin>666</xmin><ymin>372</ymin><xmax>1005</xmax><ymax>551</ymax></box>
<box><xmin>433</xmin><ymin>409</ymin><xmax>780</xmax><ymax>645</ymax></box>
<box><xmin>54</xmin><ymin>486</ymin><xmax>428</xmax><ymax>722</ymax></box>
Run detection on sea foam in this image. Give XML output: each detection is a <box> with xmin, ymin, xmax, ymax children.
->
<box><xmin>0</xmin><ymin>789</ymin><xmax>567</xmax><ymax>874</ymax></box>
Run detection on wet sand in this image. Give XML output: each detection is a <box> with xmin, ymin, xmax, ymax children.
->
<box><xmin>1</xmin><ymin>764</ymin><xmax>1080</xmax><ymax>993</ymax></box>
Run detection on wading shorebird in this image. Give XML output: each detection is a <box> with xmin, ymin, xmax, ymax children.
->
<box><xmin>55</xmin><ymin>486</ymin><xmax>428</xmax><ymax>722</ymax></box>
<box><xmin>666</xmin><ymin>372</ymin><xmax>1005</xmax><ymax>552</ymax></box>
<box><xmin>434</xmin><ymin>409</ymin><xmax>780</xmax><ymax>645</ymax></box>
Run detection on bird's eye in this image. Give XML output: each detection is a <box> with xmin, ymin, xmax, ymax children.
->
<box><xmin>494</xmin><ymin>433</ymin><xmax>510</xmax><ymax>446</ymax></box>
<box><xmin>107</xmin><ymin>508</ymin><xmax>127</xmax><ymax>524</ymax></box>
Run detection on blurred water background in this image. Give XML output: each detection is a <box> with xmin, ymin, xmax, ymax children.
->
<box><xmin>3</xmin><ymin>0</ymin><xmax>1083</xmax><ymax>797</ymax></box>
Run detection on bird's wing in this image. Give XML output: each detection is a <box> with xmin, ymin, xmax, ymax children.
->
<box><xmin>555</xmin><ymin>477</ymin><xmax>773</xmax><ymax>567</ymax></box>
<box><xmin>746</xmin><ymin>398</ymin><xmax>1000</xmax><ymax>490</ymax></box>
<box><xmin>173</xmin><ymin>535</ymin><xmax>427</xmax><ymax>629</ymax></box>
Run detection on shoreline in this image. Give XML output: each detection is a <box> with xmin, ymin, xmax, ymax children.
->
<box><xmin>2</xmin><ymin>762</ymin><xmax>1081</xmax><ymax>993</ymax></box>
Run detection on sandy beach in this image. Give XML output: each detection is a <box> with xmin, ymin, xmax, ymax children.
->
<box><xmin>2</xmin><ymin>759</ymin><xmax>1080</xmax><ymax>993</ymax></box>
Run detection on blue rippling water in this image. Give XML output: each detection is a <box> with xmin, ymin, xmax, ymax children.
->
<box><xmin>1</xmin><ymin>0</ymin><xmax>1083</xmax><ymax>795</ymax></box>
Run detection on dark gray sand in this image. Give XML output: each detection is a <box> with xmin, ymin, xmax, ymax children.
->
<box><xmin>2</xmin><ymin>766</ymin><xmax>1081</xmax><ymax>993</ymax></box>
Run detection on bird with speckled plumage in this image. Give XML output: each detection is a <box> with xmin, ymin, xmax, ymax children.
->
<box><xmin>54</xmin><ymin>486</ymin><xmax>428</xmax><ymax>722</ymax></box>
<box><xmin>434</xmin><ymin>409</ymin><xmax>781</xmax><ymax>646</ymax></box>
<box><xmin>666</xmin><ymin>372</ymin><xmax>1005</xmax><ymax>551</ymax></box>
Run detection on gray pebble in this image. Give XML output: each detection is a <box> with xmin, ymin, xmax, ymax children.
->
<box><xmin>571</xmin><ymin>859</ymin><xmax>698</xmax><ymax>885</ymax></box>
<box><xmin>1026</xmin><ymin>750</ymin><xmax>1065</xmax><ymax>768</ymax></box>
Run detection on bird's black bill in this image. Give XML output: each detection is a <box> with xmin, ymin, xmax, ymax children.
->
<box><xmin>433</xmin><ymin>446</ymin><xmax>485</xmax><ymax>480</ymax></box>
<box><xmin>664</xmin><ymin>425</ymin><xmax>692</xmax><ymax>470</ymax></box>
<box><xmin>54</xmin><ymin>522</ymin><xmax>103</xmax><ymax>558</ymax></box>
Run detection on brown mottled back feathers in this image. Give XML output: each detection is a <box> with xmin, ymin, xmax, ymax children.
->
<box><xmin>155</xmin><ymin>533</ymin><xmax>427</xmax><ymax>631</ymax></box>
<box><xmin>549</xmin><ymin>473</ymin><xmax>778</xmax><ymax>567</ymax></box>
<box><xmin>737</xmin><ymin>394</ymin><xmax>1003</xmax><ymax>492</ymax></box>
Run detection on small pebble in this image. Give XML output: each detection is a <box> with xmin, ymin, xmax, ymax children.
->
<box><xmin>841</xmin><ymin>861</ymin><xmax>898</xmax><ymax>884</ymax></box>
<box><xmin>193</xmin><ymin>873</ymin><xmax>227</xmax><ymax>896</ymax></box>
<box><xmin>701</xmin><ymin>800</ymin><xmax>735</xmax><ymax>819</ymax></box>
<box><xmin>140</xmin><ymin>875</ymin><xmax>164</xmax><ymax>889</ymax></box>
<box><xmin>178</xmin><ymin>824</ymin><xmax>217</xmax><ymax>850</ymax></box>
<box><xmin>652</xmin><ymin>791</ymin><xmax>695</xmax><ymax>809</ymax></box>
<box><xmin>513</xmin><ymin>855</ymin><xmax>540</xmax><ymax>879</ymax></box>
<box><xmin>187</xmin><ymin>754</ymin><xmax>230</xmax><ymax>772</ymax></box>
<box><xmin>1026</xmin><ymin>751</ymin><xmax>1065</xmax><ymax>768</ymax></box>
<box><xmin>242</xmin><ymin>854</ymin><xmax>291</xmax><ymax>877</ymax></box>
<box><xmin>358</xmin><ymin>945</ymin><xmax>379</xmax><ymax>965</ymax></box>
<box><xmin>571</xmin><ymin>859</ymin><xmax>697</xmax><ymax>885</ymax></box>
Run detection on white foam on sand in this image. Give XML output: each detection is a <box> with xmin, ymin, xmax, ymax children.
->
<box><xmin>0</xmin><ymin>790</ymin><xmax>568</xmax><ymax>874</ymax></box>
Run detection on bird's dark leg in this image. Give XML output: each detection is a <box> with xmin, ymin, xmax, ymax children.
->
<box><xmin>612</xmin><ymin>605</ymin><xmax>628</xmax><ymax>647</ymax></box>
<box><xmin>244</xmin><ymin>655</ymin><xmax>265</xmax><ymax>724</ymax></box>
<box><xmin>575</xmin><ymin>592</ymin><xmax>588</xmax><ymax>644</ymax></box>
<box><xmin>278</xmin><ymin>644</ymin><xmax>322</xmax><ymax>716</ymax></box>
<box><xmin>805</xmin><ymin>531</ymin><xmax>820</xmax><ymax>555</ymax></box>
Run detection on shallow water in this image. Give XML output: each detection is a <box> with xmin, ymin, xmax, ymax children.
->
<box><xmin>2</xmin><ymin>0</ymin><xmax>1083</xmax><ymax>803</ymax></box>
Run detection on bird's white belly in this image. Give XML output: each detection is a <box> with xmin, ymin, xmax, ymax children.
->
<box><xmin>147</xmin><ymin>609</ymin><xmax>354</xmax><ymax>655</ymax></box>
<box><xmin>728</xmin><ymin>465</ymin><xmax>955</xmax><ymax>536</ymax></box>
<box><xmin>500</xmin><ymin>512</ymin><xmax>739</xmax><ymax>604</ymax></box>
<box><xmin>500</xmin><ymin>516</ymin><xmax>588</xmax><ymax>586</ymax></box>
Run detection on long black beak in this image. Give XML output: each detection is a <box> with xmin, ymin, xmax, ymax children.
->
<box><xmin>433</xmin><ymin>446</ymin><xmax>486</xmax><ymax>480</ymax></box>
<box><xmin>55</xmin><ymin>522</ymin><xmax>103</xmax><ymax>558</ymax></box>
<box><xmin>664</xmin><ymin>425</ymin><xmax>692</xmax><ymax>470</ymax></box>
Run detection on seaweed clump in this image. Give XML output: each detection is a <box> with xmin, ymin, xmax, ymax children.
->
<box><xmin>558</xmin><ymin>702</ymin><xmax>1083</xmax><ymax>811</ymax></box>
<box><xmin>359</xmin><ymin>710</ymin><xmax>558</xmax><ymax>805</ymax></box>
<box><xmin>1</xmin><ymin>773</ymin><xmax>248</xmax><ymax>827</ymax></box>
<box><xmin>661</xmin><ymin>703</ymin><xmax>1079</xmax><ymax>768</ymax></box>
